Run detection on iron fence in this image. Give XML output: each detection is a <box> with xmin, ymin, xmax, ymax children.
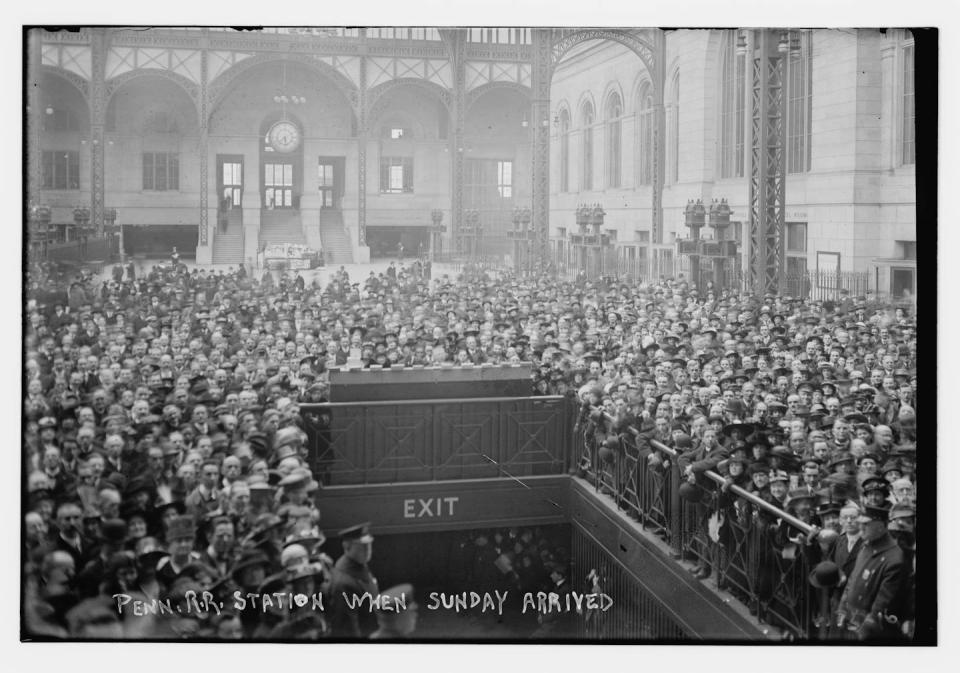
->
<box><xmin>720</xmin><ymin>267</ymin><xmax>872</xmax><ymax>301</ymax></box>
<box><xmin>549</xmin><ymin>244</ymin><xmax>872</xmax><ymax>301</ymax></box>
<box><xmin>578</xmin><ymin>406</ymin><xmax>826</xmax><ymax>640</ymax></box>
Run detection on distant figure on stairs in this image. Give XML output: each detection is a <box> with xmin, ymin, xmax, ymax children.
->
<box><xmin>398</xmin><ymin>241</ymin><xmax>404</xmax><ymax>261</ymax></box>
<box><xmin>219</xmin><ymin>190</ymin><xmax>232</xmax><ymax>233</ymax></box>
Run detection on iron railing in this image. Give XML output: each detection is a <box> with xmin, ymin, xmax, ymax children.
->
<box><xmin>300</xmin><ymin>395</ymin><xmax>575</xmax><ymax>486</ymax></box>
<box><xmin>578</xmin><ymin>405</ymin><xmax>825</xmax><ymax>640</ymax></box>
<box><xmin>720</xmin><ymin>267</ymin><xmax>872</xmax><ymax>301</ymax></box>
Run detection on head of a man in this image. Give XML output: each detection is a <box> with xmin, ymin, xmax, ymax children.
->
<box><xmin>209</xmin><ymin>518</ymin><xmax>235</xmax><ymax>556</ymax></box>
<box><xmin>228</xmin><ymin>481</ymin><xmax>250</xmax><ymax>514</ymax></box>
<box><xmin>104</xmin><ymin>434</ymin><xmax>124</xmax><ymax>461</ymax></box>
<box><xmin>858</xmin><ymin>508</ymin><xmax>890</xmax><ymax>543</ymax></box>
<box><xmin>200</xmin><ymin>460</ymin><xmax>220</xmax><ymax>490</ymax></box>
<box><xmin>55</xmin><ymin>501</ymin><xmax>83</xmax><ymax>538</ymax></box>
<box><xmin>25</xmin><ymin>511</ymin><xmax>48</xmax><ymax>543</ymax></box>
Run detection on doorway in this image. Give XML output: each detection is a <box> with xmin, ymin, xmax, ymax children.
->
<box><xmin>263</xmin><ymin>161</ymin><xmax>296</xmax><ymax>209</ymax></box>
<box><xmin>317</xmin><ymin>156</ymin><xmax>345</xmax><ymax>209</ymax></box>
<box><xmin>217</xmin><ymin>155</ymin><xmax>243</xmax><ymax>231</ymax></box>
<box><xmin>891</xmin><ymin>267</ymin><xmax>916</xmax><ymax>301</ymax></box>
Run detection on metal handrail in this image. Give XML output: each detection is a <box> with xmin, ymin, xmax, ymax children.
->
<box><xmin>588</xmin><ymin>405</ymin><xmax>677</xmax><ymax>457</ymax></box>
<box><xmin>595</xmin><ymin>420</ymin><xmax>815</xmax><ymax>535</ymax></box>
<box><xmin>703</xmin><ymin>469</ymin><xmax>816</xmax><ymax>536</ymax></box>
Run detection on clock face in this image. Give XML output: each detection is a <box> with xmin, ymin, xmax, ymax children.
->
<box><xmin>268</xmin><ymin>121</ymin><xmax>302</xmax><ymax>153</ymax></box>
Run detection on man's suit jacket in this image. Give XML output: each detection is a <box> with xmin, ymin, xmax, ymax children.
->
<box><xmin>832</xmin><ymin>533</ymin><xmax>864</xmax><ymax>580</ymax></box>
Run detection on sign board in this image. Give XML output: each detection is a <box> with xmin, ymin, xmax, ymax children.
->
<box><xmin>317</xmin><ymin>476</ymin><xmax>570</xmax><ymax>534</ymax></box>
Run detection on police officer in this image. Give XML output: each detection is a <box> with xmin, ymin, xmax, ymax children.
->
<box><xmin>329</xmin><ymin>522</ymin><xmax>379</xmax><ymax>638</ymax></box>
<box><xmin>836</xmin><ymin>503</ymin><xmax>909</xmax><ymax>640</ymax></box>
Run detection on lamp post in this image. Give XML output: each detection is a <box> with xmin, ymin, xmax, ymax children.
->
<box><xmin>569</xmin><ymin>204</ymin><xmax>610</xmax><ymax>281</ymax></box>
<box><xmin>588</xmin><ymin>204</ymin><xmax>607</xmax><ymax>279</ymax></box>
<box><xmin>73</xmin><ymin>206</ymin><xmax>90</xmax><ymax>249</ymax></box>
<box><xmin>509</xmin><ymin>206</ymin><xmax>533</xmax><ymax>275</ymax></box>
<box><xmin>28</xmin><ymin>202</ymin><xmax>52</xmax><ymax>259</ymax></box>
<box><xmin>573</xmin><ymin>204</ymin><xmax>590</xmax><ymax>278</ymax></box>
<box><xmin>463</xmin><ymin>208</ymin><xmax>481</xmax><ymax>263</ymax></box>
<box><xmin>682</xmin><ymin>199</ymin><xmax>706</xmax><ymax>288</ymax></box>
<box><xmin>707</xmin><ymin>199</ymin><xmax>732</xmax><ymax>290</ymax></box>
<box><xmin>509</xmin><ymin>207</ymin><xmax>522</xmax><ymax>273</ymax></box>
<box><xmin>104</xmin><ymin>207</ymin><xmax>120</xmax><ymax>262</ymax></box>
<box><xmin>429</xmin><ymin>208</ymin><xmax>445</xmax><ymax>262</ymax></box>
<box><xmin>518</xmin><ymin>205</ymin><xmax>532</xmax><ymax>275</ymax></box>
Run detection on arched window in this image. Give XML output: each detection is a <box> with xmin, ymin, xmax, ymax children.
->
<box><xmin>635</xmin><ymin>82</ymin><xmax>653</xmax><ymax>186</ymax></box>
<box><xmin>559</xmin><ymin>108</ymin><xmax>571</xmax><ymax>192</ymax></box>
<box><xmin>605</xmin><ymin>91</ymin><xmax>622</xmax><ymax>188</ymax></box>
<box><xmin>581</xmin><ymin>100</ymin><xmax>595</xmax><ymax>191</ymax></box>
<box><xmin>668</xmin><ymin>72</ymin><xmax>680</xmax><ymax>184</ymax></box>
<box><xmin>786</xmin><ymin>31</ymin><xmax>813</xmax><ymax>173</ymax></box>
<box><xmin>719</xmin><ymin>31</ymin><xmax>746</xmax><ymax>178</ymax></box>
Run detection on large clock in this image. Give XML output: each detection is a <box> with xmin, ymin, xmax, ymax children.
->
<box><xmin>267</xmin><ymin>121</ymin><xmax>302</xmax><ymax>153</ymax></box>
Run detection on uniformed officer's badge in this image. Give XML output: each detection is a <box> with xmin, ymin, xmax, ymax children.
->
<box><xmin>862</xmin><ymin>569</ymin><xmax>871</xmax><ymax>581</ymax></box>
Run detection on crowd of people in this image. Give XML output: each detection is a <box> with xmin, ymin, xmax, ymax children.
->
<box><xmin>22</xmin><ymin>254</ymin><xmax>918</xmax><ymax>640</ymax></box>
<box><xmin>572</xmin><ymin>277</ymin><xmax>918</xmax><ymax>640</ymax></box>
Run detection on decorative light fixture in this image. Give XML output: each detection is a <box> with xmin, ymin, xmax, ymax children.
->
<box><xmin>521</xmin><ymin>112</ymin><xmax>529</xmax><ymax>128</ymax></box>
<box><xmin>735</xmin><ymin>30</ymin><xmax>747</xmax><ymax>55</ymax></box>
<box><xmin>789</xmin><ymin>30</ymin><xmax>802</xmax><ymax>55</ymax></box>
<box><xmin>777</xmin><ymin>30</ymin><xmax>790</xmax><ymax>53</ymax></box>
<box><xmin>273</xmin><ymin>61</ymin><xmax>307</xmax><ymax>120</ymax></box>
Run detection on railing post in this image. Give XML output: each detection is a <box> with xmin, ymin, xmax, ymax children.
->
<box><xmin>668</xmin><ymin>457</ymin><xmax>682</xmax><ymax>557</ymax></box>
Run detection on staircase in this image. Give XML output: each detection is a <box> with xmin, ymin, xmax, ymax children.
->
<box><xmin>259</xmin><ymin>209</ymin><xmax>305</xmax><ymax>247</ymax></box>
<box><xmin>318</xmin><ymin>209</ymin><xmax>353</xmax><ymax>264</ymax></box>
<box><xmin>212</xmin><ymin>210</ymin><xmax>244</xmax><ymax>265</ymax></box>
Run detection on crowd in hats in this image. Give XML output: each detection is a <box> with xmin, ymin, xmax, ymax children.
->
<box><xmin>22</xmin><ymin>256</ymin><xmax>918</xmax><ymax>640</ymax></box>
<box><xmin>571</xmin><ymin>280</ymin><xmax>918</xmax><ymax>640</ymax></box>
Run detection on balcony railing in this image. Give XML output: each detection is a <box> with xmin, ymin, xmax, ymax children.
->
<box><xmin>576</xmin><ymin>404</ymin><xmax>826</xmax><ymax>640</ymax></box>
